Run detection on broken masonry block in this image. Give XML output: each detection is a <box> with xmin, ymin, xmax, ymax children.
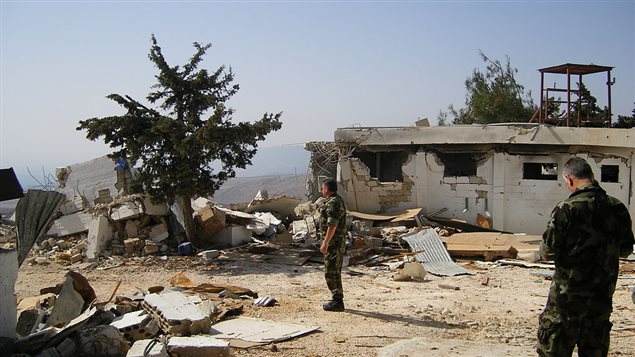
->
<box><xmin>111</xmin><ymin>202</ymin><xmax>142</xmax><ymax>221</ymax></box>
<box><xmin>167</xmin><ymin>336</ymin><xmax>230</xmax><ymax>357</ymax></box>
<box><xmin>125</xmin><ymin>220</ymin><xmax>140</xmax><ymax>238</ymax></box>
<box><xmin>148</xmin><ymin>223</ymin><xmax>169</xmax><ymax>243</ymax></box>
<box><xmin>110</xmin><ymin>310</ymin><xmax>160</xmax><ymax>342</ymax></box>
<box><xmin>124</xmin><ymin>238</ymin><xmax>145</xmax><ymax>255</ymax></box>
<box><xmin>127</xmin><ymin>339</ymin><xmax>169</xmax><ymax>357</ymax></box>
<box><xmin>141</xmin><ymin>290</ymin><xmax>211</xmax><ymax>336</ymax></box>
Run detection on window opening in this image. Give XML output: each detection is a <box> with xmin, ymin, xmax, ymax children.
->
<box><xmin>601</xmin><ymin>165</ymin><xmax>619</xmax><ymax>183</ymax></box>
<box><xmin>352</xmin><ymin>151</ymin><xmax>408</xmax><ymax>182</ymax></box>
<box><xmin>523</xmin><ymin>163</ymin><xmax>558</xmax><ymax>180</ymax></box>
<box><xmin>438</xmin><ymin>153</ymin><xmax>478</xmax><ymax>177</ymax></box>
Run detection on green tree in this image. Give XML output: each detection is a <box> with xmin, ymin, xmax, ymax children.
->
<box><xmin>439</xmin><ymin>51</ymin><xmax>535</xmax><ymax>125</ymax></box>
<box><xmin>569</xmin><ymin>82</ymin><xmax>607</xmax><ymax>125</ymax></box>
<box><xmin>77</xmin><ymin>35</ymin><xmax>282</xmax><ymax>240</ymax></box>
<box><xmin>614</xmin><ymin>102</ymin><xmax>635</xmax><ymax>128</ymax></box>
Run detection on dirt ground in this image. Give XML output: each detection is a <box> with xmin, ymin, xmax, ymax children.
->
<box><xmin>15</xmin><ymin>255</ymin><xmax>635</xmax><ymax>357</ymax></box>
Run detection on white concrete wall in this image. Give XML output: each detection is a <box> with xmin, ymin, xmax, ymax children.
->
<box><xmin>338</xmin><ymin>148</ymin><xmax>634</xmax><ymax>235</ymax></box>
<box><xmin>338</xmin><ymin>157</ymin><xmax>416</xmax><ymax>213</ymax></box>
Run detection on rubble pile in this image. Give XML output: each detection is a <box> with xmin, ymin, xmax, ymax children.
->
<box><xmin>7</xmin><ymin>270</ymin><xmax>313</xmax><ymax>357</ymax></box>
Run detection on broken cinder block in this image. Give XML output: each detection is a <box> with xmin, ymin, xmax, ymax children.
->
<box><xmin>141</xmin><ymin>290</ymin><xmax>211</xmax><ymax>336</ymax></box>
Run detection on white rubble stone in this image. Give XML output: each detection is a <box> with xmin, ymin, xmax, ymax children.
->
<box><xmin>212</xmin><ymin>226</ymin><xmax>252</xmax><ymax>248</ymax></box>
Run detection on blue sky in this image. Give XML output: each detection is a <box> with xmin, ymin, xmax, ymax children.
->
<box><xmin>1</xmin><ymin>0</ymin><xmax>634</xmax><ymax>186</ymax></box>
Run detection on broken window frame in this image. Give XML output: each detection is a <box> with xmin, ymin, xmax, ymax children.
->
<box><xmin>351</xmin><ymin>150</ymin><xmax>409</xmax><ymax>182</ymax></box>
<box><xmin>437</xmin><ymin>153</ymin><xmax>479</xmax><ymax>177</ymax></box>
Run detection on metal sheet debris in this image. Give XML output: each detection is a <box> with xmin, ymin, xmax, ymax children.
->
<box><xmin>402</xmin><ymin>229</ymin><xmax>472</xmax><ymax>276</ymax></box>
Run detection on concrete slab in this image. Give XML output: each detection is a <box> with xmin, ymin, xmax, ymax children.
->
<box><xmin>86</xmin><ymin>215</ymin><xmax>114</xmax><ymax>259</ymax></box>
<box><xmin>46</xmin><ymin>212</ymin><xmax>93</xmax><ymax>237</ymax></box>
<box><xmin>167</xmin><ymin>336</ymin><xmax>230</xmax><ymax>357</ymax></box>
<box><xmin>111</xmin><ymin>202</ymin><xmax>142</xmax><ymax>221</ymax></box>
<box><xmin>142</xmin><ymin>290</ymin><xmax>210</xmax><ymax>336</ymax></box>
<box><xmin>0</xmin><ymin>249</ymin><xmax>18</xmax><ymax>338</ymax></box>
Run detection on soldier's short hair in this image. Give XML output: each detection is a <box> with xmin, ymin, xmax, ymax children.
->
<box><xmin>563</xmin><ymin>157</ymin><xmax>594</xmax><ymax>180</ymax></box>
<box><xmin>322</xmin><ymin>178</ymin><xmax>338</xmax><ymax>193</ymax></box>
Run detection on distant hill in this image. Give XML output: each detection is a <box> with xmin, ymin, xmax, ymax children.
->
<box><xmin>211</xmin><ymin>174</ymin><xmax>309</xmax><ymax>205</ymax></box>
<box><xmin>233</xmin><ymin>144</ymin><xmax>311</xmax><ymax>177</ymax></box>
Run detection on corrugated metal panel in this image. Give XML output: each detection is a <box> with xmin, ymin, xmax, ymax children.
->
<box><xmin>15</xmin><ymin>189</ymin><xmax>65</xmax><ymax>266</ymax></box>
<box><xmin>402</xmin><ymin>229</ymin><xmax>472</xmax><ymax>276</ymax></box>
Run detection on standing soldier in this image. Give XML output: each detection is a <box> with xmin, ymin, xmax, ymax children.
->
<box><xmin>319</xmin><ymin>178</ymin><xmax>347</xmax><ymax>312</ymax></box>
<box><xmin>537</xmin><ymin>157</ymin><xmax>634</xmax><ymax>356</ymax></box>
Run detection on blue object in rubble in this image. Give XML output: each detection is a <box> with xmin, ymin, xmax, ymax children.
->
<box><xmin>178</xmin><ymin>242</ymin><xmax>193</xmax><ymax>256</ymax></box>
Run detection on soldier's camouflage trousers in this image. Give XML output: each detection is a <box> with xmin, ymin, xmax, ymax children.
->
<box><xmin>324</xmin><ymin>238</ymin><xmax>345</xmax><ymax>300</ymax></box>
<box><xmin>537</xmin><ymin>303</ymin><xmax>612</xmax><ymax>357</ymax></box>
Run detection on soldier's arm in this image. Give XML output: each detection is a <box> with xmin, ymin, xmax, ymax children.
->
<box><xmin>540</xmin><ymin>205</ymin><xmax>567</xmax><ymax>261</ymax></box>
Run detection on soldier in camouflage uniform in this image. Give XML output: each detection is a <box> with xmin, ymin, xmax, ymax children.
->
<box><xmin>319</xmin><ymin>178</ymin><xmax>347</xmax><ymax>311</ymax></box>
<box><xmin>537</xmin><ymin>157</ymin><xmax>634</xmax><ymax>357</ymax></box>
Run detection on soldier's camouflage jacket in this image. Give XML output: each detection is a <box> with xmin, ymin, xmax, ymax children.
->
<box><xmin>540</xmin><ymin>182</ymin><xmax>634</xmax><ymax>317</ymax></box>
<box><xmin>319</xmin><ymin>194</ymin><xmax>347</xmax><ymax>245</ymax></box>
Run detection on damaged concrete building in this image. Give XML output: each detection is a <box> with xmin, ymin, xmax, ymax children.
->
<box><xmin>308</xmin><ymin>125</ymin><xmax>635</xmax><ymax>235</ymax></box>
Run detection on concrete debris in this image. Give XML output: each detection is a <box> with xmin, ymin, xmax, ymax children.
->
<box><xmin>46</xmin><ymin>212</ymin><xmax>93</xmax><ymax>238</ymax></box>
<box><xmin>167</xmin><ymin>335</ymin><xmax>230</xmax><ymax>357</ymax></box>
<box><xmin>245</xmin><ymin>195</ymin><xmax>301</xmax><ymax>217</ymax></box>
<box><xmin>86</xmin><ymin>215</ymin><xmax>113</xmax><ymax>259</ymax></box>
<box><xmin>110</xmin><ymin>310</ymin><xmax>161</xmax><ymax>341</ymax></box>
<box><xmin>111</xmin><ymin>202</ymin><xmax>142</xmax><ymax>221</ymax></box>
<box><xmin>209</xmin><ymin>317</ymin><xmax>318</xmax><ymax>346</ymax></box>
<box><xmin>59</xmin><ymin>195</ymin><xmax>88</xmax><ymax>216</ymax></box>
<box><xmin>142</xmin><ymin>290</ymin><xmax>211</xmax><ymax>336</ymax></box>
<box><xmin>127</xmin><ymin>338</ymin><xmax>169</xmax><ymax>357</ymax></box>
<box><xmin>47</xmin><ymin>271</ymin><xmax>96</xmax><ymax>328</ymax></box>
<box><xmin>212</xmin><ymin>226</ymin><xmax>253</xmax><ymax>248</ymax></box>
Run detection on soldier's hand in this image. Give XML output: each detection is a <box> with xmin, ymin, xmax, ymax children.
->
<box><xmin>320</xmin><ymin>242</ymin><xmax>328</xmax><ymax>256</ymax></box>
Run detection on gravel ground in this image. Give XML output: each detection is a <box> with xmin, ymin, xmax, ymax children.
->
<box><xmin>15</xmin><ymin>255</ymin><xmax>635</xmax><ymax>356</ymax></box>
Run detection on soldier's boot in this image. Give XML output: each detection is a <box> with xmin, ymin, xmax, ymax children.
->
<box><xmin>323</xmin><ymin>298</ymin><xmax>344</xmax><ymax>312</ymax></box>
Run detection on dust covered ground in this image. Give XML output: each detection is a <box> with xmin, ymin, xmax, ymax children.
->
<box><xmin>15</xmin><ymin>256</ymin><xmax>635</xmax><ymax>356</ymax></box>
